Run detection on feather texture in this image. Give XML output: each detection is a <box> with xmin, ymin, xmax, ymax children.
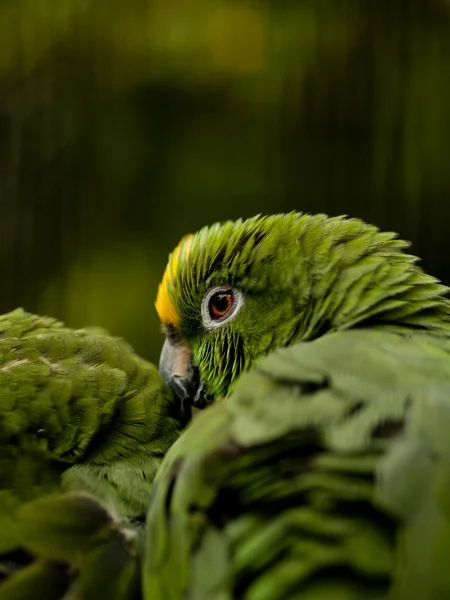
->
<box><xmin>156</xmin><ymin>212</ymin><xmax>450</xmax><ymax>398</ymax></box>
<box><xmin>0</xmin><ymin>308</ymin><xmax>182</xmax><ymax>598</ymax></box>
<box><xmin>145</xmin><ymin>330</ymin><xmax>450</xmax><ymax>599</ymax></box>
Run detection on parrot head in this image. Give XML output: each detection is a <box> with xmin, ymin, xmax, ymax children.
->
<box><xmin>155</xmin><ymin>212</ymin><xmax>448</xmax><ymax>416</ymax></box>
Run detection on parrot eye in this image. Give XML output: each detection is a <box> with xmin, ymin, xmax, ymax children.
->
<box><xmin>210</xmin><ymin>292</ymin><xmax>233</xmax><ymax>318</ymax></box>
<box><xmin>201</xmin><ymin>287</ymin><xmax>244</xmax><ymax>329</ymax></box>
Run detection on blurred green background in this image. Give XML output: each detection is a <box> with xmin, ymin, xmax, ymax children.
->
<box><xmin>0</xmin><ymin>0</ymin><xmax>449</xmax><ymax>363</ymax></box>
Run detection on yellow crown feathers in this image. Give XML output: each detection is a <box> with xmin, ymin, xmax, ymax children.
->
<box><xmin>155</xmin><ymin>234</ymin><xmax>193</xmax><ymax>326</ymax></box>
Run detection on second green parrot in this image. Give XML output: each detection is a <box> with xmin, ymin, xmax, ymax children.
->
<box><xmin>0</xmin><ymin>308</ymin><xmax>183</xmax><ymax>599</ymax></box>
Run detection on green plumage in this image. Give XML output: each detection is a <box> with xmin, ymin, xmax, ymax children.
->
<box><xmin>166</xmin><ymin>212</ymin><xmax>450</xmax><ymax>399</ymax></box>
<box><xmin>144</xmin><ymin>329</ymin><xmax>450</xmax><ymax>599</ymax></box>
<box><xmin>0</xmin><ymin>308</ymin><xmax>182</xmax><ymax>599</ymax></box>
<box><xmin>4</xmin><ymin>211</ymin><xmax>450</xmax><ymax>599</ymax></box>
<box><xmin>148</xmin><ymin>211</ymin><xmax>450</xmax><ymax>599</ymax></box>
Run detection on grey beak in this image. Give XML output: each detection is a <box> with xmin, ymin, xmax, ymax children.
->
<box><xmin>159</xmin><ymin>337</ymin><xmax>192</xmax><ymax>388</ymax></box>
<box><xmin>159</xmin><ymin>336</ymin><xmax>213</xmax><ymax>421</ymax></box>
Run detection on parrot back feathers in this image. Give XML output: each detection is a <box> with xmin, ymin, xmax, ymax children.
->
<box><xmin>0</xmin><ymin>308</ymin><xmax>182</xmax><ymax>598</ymax></box>
<box><xmin>0</xmin><ymin>492</ymin><xmax>141</xmax><ymax>600</ymax></box>
<box><xmin>145</xmin><ymin>329</ymin><xmax>450</xmax><ymax>599</ymax></box>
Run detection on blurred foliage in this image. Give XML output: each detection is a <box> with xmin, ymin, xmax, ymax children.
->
<box><xmin>0</xmin><ymin>0</ymin><xmax>449</xmax><ymax>362</ymax></box>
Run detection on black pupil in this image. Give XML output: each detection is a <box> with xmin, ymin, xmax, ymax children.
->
<box><xmin>211</xmin><ymin>292</ymin><xmax>232</xmax><ymax>317</ymax></box>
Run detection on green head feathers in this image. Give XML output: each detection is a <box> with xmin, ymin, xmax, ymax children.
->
<box><xmin>156</xmin><ymin>212</ymin><xmax>450</xmax><ymax>400</ymax></box>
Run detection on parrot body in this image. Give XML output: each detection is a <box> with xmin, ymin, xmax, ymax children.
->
<box><xmin>148</xmin><ymin>211</ymin><xmax>450</xmax><ymax>599</ymax></box>
<box><xmin>145</xmin><ymin>329</ymin><xmax>450</xmax><ymax>600</ymax></box>
<box><xmin>0</xmin><ymin>308</ymin><xmax>182</xmax><ymax>599</ymax></box>
<box><xmin>4</xmin><ymin>210</ymin><xmax>450</xmax><ymax>599</ymax></box>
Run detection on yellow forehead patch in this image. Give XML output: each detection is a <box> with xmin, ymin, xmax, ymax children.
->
<box><xmin>155</xmin><ymin>234</ymin><xmax>193</xmax><ymax>326</ymax></box>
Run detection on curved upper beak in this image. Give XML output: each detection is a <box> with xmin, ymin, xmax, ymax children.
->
<box><xmin>159</xmin><ymin>336</ymin><xmax>192</xmax><ymax>390</ymax></box>
<box><xmin>159</xmin><ymin>335</ymin><xmax>212</xmax><ymax>421</ymax></box>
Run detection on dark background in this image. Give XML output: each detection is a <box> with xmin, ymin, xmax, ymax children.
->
<box><xmin>1</xmin><ymin>0</ymin><xmax>449</xmax><ymax>363</ymax></box>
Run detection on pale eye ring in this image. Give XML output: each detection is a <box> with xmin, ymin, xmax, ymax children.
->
<box><xmin>201</xmin><ymin>287</ymin><xmax>244</xmax><ymax>329</ymax></box>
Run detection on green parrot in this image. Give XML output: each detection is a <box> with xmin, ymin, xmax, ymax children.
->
<box><xmin>147</xmin><ymin>212</ymin><xmax>450</xmax><ymax>599</ymax></box>
<box><xmin>0</xmin><ymin>308</ymin><xmax>183</xmax><ymax>600</ymax></box>
<box><xmin>155</xmin><ymin>212</ymin><xmax>450</xmax><ymax>407</ymax></box>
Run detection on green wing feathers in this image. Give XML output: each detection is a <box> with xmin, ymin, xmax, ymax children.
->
<box><xmin>0</xmin><ymin>308</ymin><xmax>181</xmax><ymax>598</ymax></box>
<box><xmin>0</xmin><ymin>308</ymin><xmax>179</xmax><ymax>467</ymax></box>
<box><xmin>0</xmin><ymin>493</ymin><xmax>141</xmax><ymax>600</ymax></box>
<box><xmin>145</xmin><ymin>330</ymin><xmax>450</xmax><ymax>599</ymax></box>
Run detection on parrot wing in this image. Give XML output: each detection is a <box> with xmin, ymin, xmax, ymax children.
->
<box><xmin>0</xmin><ymin>492</ymin><xmax>141</xmax><ymax>600</ymax></box>
<box><xmin>144</xmin><ymin>328</ymin><xmax>450</xmax><ymax>600</ymax></box>
<box><xmin>0</xmin><ymin>308</ymin><xmax>183</xmax><ymax>599</ymax></box>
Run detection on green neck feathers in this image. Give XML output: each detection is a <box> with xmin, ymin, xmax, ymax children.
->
<box><xmin>279</xmin><ymin>214</ymin><xmax>450</xmax><ymax>342</ymax></box>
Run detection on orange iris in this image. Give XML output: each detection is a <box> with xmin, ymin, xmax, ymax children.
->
<box><xmin>209</xmin><ymin>291</ymin><xmax>233</xmax><ymax>319</ymax></box>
